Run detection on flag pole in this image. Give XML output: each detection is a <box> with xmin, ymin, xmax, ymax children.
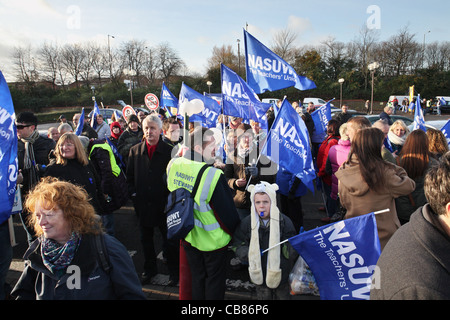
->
<box><xmin>260</xmin><ymin>209</ymin><xmax>390</xmax><ymax>254</ymax></box>
<box><xmin>245</xmin><ymin>97</ymin><xmax>287</xmax><ymax>190</ymax></box>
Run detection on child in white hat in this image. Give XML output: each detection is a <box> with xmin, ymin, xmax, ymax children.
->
<box><xmin>233</xmin><ymin>181</ymin><xmax>298</xmax><ymax>299</ymax></box>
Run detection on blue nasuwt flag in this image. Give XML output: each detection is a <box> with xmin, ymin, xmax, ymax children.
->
<box><xmin>179</xmin><ymin>83</ymin><xmax>221</xmax><ymax>128</ymax></box>
<box><xmin>441</xmin><ymin>119</ymin><xmax>450</xmax><ymax>147</ymax></box>
<box><xmin>310</xmin><ymin>100</ymin><xmax>333</xmax><ymax>144</ymax></box>
<box><xmin>161</xmin><ymin>82</ymin><xmax>178</xmax><ymax>113</ymax></box>
<box><xmin>0</xmin><ymin>71</ymin><xmax>18</xmax><ymax>224</ymax></box>
<box><xmin>412</xmin><ymin>94</ymin><xmax>427</xmax><ymax>132</ymax></box>
<box><xmin>262</xmin><ymin>99</ymin><xmax>316</xmax><ymax>192</ymax></box>
<box><xmin>90</xmin><ymin>101</ymin><xmax>100</xmax><ymax>130</ymax></box>
<box><xmin>75</xmin><ymin>108</ymin><xmax>85</xmax><ymax>136</ymax></box>
<box><xmin>243</xmin><ymin>29</ymin><xmax>316</xmax><ymax>94</ymax></box>
<box><xmin>221</xmin><ymin>64</ymin><xmax>270</xmax><ymax>129</ymax></box>
<box><xmin>289</xmin><ymin>211</ymin><xmax>382</xmax><ymax>300</ymax></box>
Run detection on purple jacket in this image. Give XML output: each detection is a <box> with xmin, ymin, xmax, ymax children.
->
<box><xmin>326</xmin><ymin>139</ymin><xmax>351</xmax><ymax>200</ymax></box>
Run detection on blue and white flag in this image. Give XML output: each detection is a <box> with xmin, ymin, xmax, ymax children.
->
<box><xmin>441</xmin><ymin>119</ymin><xmax>450</xmax><ymax>147</ymax></box>
<box><xmin>412</xmin><ymin>94</ymin><xmax>427</xmax><ymax>132</ymax></box>
<box><xmin>161</xmin><ymin>82</ymin><xmax>179</xmax><ymax>112</ymax></box>
<box><xmin>90</xmin><ymin>101</ymin><xmax>100</xmax><ymax>130</ymax></box>
<box><xmin>244</xmin><ymin>29</ymin><xmax>316</xmax><ymax>94</ymax></box>
<box><xmin>262</xmin><ymin>99</ymin><xmax>316</xmax><ymax>191</ymax></box>
<box><xmin>439</xmin><ymin>97</ymin><xmax>447</xmax><ymax>106</ymax></box>
<box><xmin>310</xmin><ymin>100</ymin><xmax>333</xmax><ymax>143</ymax></box>
<box><xmin>179</xmin><ymin>83</ymin><xmax>221</xmax><ymax>128</ymax></box>
<box><xmin>221</xmin><ymin>64</ymin><xmax>270</xmax><ymax>129</ymax></box>
<box><xmin>289</xmin><ymin>211</ymin><xmax>381</xmax><ymax>300</ymax></box>
<box><xmin>75</xmin><ymin>108</ymin><xmax>85</xmax><ymax>136</ymax></box>
<box><xmin>0</xmin><ymin>71</ymin><xmax>18</xmax><ymax>224</ymax></box>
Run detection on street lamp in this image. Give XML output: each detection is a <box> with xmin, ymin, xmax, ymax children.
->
<box><xmin>237</xmin><ymin>39</ymin><xmax>241</xmax><ymax>75</ymax></box>
<box><xmin>107</xmin><ymin>35</ymin><xmax>115</xmax><ymax>79</ymax></box>
<box><xmin>123</xmin><ymin>68</ymin><xmax>136</xmax><ymax>107</ymax></box>
<box><xmin>422</xmin><ymin>30</ymin><xmax>430</xmax><ymax>68</ymax></box>
<box><xmin>206</xmin><ymin>81</ymin><xmax>212</xmax><ymax>94</ymax></box>
<box><xmin>368</xmin><ymin>62</ymin><xmax>380</xmax><ymax>115</ymax></box>
<box><xmin>338</xmin><ymin>78</ymin><xmax>345</xmax><ymax>107</ymax></box>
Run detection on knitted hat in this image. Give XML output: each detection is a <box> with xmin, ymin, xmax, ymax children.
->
<box><xmin>127</xmin><ymin>114</ymin><xmax>139</xmax><ymax>124</ymax></box>
<box><xmin>247</xmin><ymin>182</ymin><xmax>282</xmax><ymax>289</ymax></box>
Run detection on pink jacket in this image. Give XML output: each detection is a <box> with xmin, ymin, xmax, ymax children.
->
<box><xmin>327</xmin><ymin>139</ymin><xmax>351</xmax><ymax>200</ymax></box>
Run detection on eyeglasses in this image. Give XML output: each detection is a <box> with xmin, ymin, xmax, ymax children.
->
<box><xmin>59</xmin><ymin>143</ymin><xmax>75</xmax><ymax>148</ymax></box>
<box><xmin>16</xmin><ymin>124</ymin><xmax>33</xmax><ymax>130</ymax></box>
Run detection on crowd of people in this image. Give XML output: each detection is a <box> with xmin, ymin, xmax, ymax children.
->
<box><xmin>1</xmin><ymin>100</ymin><xmax>449</xmax><ymax>300</ymax></box>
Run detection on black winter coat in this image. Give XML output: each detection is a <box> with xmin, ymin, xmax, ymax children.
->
<box><xmin>11</xmin><ymin>233</ymin><xmax>146</xmax><ymax>300</ymax></box>
<box><xmin>126</xmin><ymin>137</ymin><xmax>172</xmax><ymax>227</ymax></box>
<box><xmin>89</xmin><ymin>143</ymin><xmax>128</xmax><ymax>213</ymax></box>
<box><xmin>45</xmin><ymin>159</ymin><xmax>105</xmax><ymax>215</ymax></box>
<box><xmin>17</xmin><ymin>135</ymin><xmax>55</xmax><ymax>194</ymax></box>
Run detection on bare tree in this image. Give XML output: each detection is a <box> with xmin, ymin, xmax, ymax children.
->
<box><xmin>61</xmin><ymin>43</ymin><xmax>86</xmax><ymax>87</ymax></box>
<box><xmin>91</xmin><ymin>45</ymin><xmax>109</xmax><ymax>87</ymax></box>
<box><xmin>12</xmin><ymin>45</ymin><xmax>39</xmax><ymax>87</ymax></box>
<box><xmin>120</xmin><ymin>39</ymin><xmax>148</xmax><ymax>87</ymax></box>
<box><xmin>383</xmin><ymin>27</ymin><xmax>419</xmax><ymax>76</ymax></box>
<box><xmin>353</xmin><ymin>26</ymin><xmax>379</xmax><ymax>89</ymax></box>
<box><xmin>155</xmin><ymin>42</ymin><xmax>185</xmax><ymax>85</ymax></box>
<box><xmin>38</xmin><ymin>42</ymin><xmax>61</xmax><ymax>89</ymax></box>
<box><xmin>271</xmin><ymin>28</ymin><xmax>297</xmax><ymax>64</ymax></box>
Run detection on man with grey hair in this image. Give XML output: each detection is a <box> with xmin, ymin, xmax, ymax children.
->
<box><xmin>126</xmin><ymin>113</ymin><xmax>176</xmax><ymax>285</ymax></box>
<box><xmin>58</xmin><ymin>123</ymin><xmax>73</xmax><ymax>135</ymax></box>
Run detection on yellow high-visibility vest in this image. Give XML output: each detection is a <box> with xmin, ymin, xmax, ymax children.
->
<box><xmin>167</xmin><ymin>157</ymin><xmax>230</xmax><ymax>251</ymax></box>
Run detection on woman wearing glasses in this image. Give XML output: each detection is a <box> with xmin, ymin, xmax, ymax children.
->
<box><xmin>11</xmin><ymin>178</ymin><xmax>145</xmax><ymax>300</ymax></box>
<box><xmin>44</xmin><ymin>133</ymin><xmax>105</xmax><ymax>217</ymax></box>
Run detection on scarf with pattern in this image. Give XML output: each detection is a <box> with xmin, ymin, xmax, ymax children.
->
<box><xmin>41</xmin><ymin>232</ymin><xmax>81</xmax><ymax>278</ymax></box>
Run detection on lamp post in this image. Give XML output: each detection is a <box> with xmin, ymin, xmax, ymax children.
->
<box><xmin>107</xmin><ymin>34</ymin><xmax>115</xmax><ymax>79</ymax></box>
<box><xmin>422</xmin><ymin>30</ymin><xmax>430</xmax><ymax>68</ymax></box>
<box><xmin>206</xmin><ymin>81</ymin><xmax>212</xmax><ymax>94</ymax></box>
<box><xmin>237</xmin><ymin>39</ymin><xmax>241</xmax><ymax>76</ymax></box>
<box><xmin>123</xmin><ymin>68</ymin><xmax>136</xmax><ymax>107</ymax></box>
<box><xmin>338</xmin><ymin>78</ymin><xmax>345</xmax><ymax>107</ymax></box>
<box><xmin>368</xmin><ymin>62</ymin><xmax>379</xmax><ymax>115</ymax></box>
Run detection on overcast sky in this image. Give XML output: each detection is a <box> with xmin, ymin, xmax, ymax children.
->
<box><xmin>1</xmin><ymin>0</ymin><xmax>449</xmax><ymax>82</ymax></box>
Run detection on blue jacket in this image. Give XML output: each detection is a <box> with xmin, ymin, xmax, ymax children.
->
<box><xmin>11</xmin><ymin>233</ymin><xmax>146</xmax><ymax>300</ymax></box>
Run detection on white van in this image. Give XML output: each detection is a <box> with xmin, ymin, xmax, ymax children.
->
<box><xmin>302</xmin><ymin>98</ymin><xmax>335</xmax><ymax>109</ymax></box>
<box><xmin>262</xmin><ymin>98</ymin><xmax>280</xmax><ymax>106</ymax></box>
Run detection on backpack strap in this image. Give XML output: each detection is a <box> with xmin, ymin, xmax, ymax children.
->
<box><xmin>191</xmin><ymin>164</ymin><xmax>208</xmax><ymax>198</ymax></box>
<box><xmin>94</xmin><ymin>233</ymin><xmax>111</xmax><ymax>274</ymax></box>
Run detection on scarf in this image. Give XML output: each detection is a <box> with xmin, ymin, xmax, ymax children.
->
<box><xmin>20</xmin><ymin>130</ymin><xmax>40</xmax><ymax>190</ymax></box>
<box><xmin>145</xmin><ymin>140</ymin><xmax>158</xmax><ymax>160</ymax></box>
<box><xmin>41</xmin><ymin>232</ymin><xmax>81</xmax><ymax>278</ymax></box>
<box><xmin>388</xmin><ymin>130</ymin><xmax>407</xmax><ymax>146</ymax></box>
<box><xmin>247</xmin><ymin>182</ymin><xmax>281</xmax><ymax>289</ymax></box>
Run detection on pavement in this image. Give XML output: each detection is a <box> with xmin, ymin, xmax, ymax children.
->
<box><xmin>5</xmin><ymin>184</ymin><xmax>326</xmax><ymax>301</ymax></box>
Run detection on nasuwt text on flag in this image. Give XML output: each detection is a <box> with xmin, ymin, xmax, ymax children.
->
<box><xmin>262</xmin><ymin>99</ymin><xmax>316</xmax><ymax>192</ymax></box>
<box><xmin>244</xmin><ymin>29</ymin><xmax>316</xmax><ymax>94</ymax></box>
<box><xmin>221</xmin><ymin>63</ymin><xmax>270</xmax><ymax>129</ymax></box>
<box><xmin>179</xmin><ymin>82</ymin><xmax>221</xmax><ymax>128</ymax></box>
<box><xmin>289</xmin><ymin>211</ymin><xmax>382</xmax><ymax>300</ymax></box>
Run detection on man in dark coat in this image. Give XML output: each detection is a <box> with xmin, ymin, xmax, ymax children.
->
<box><xmin>16</xmin><ymin>112</ymin><xmax>55</xmax><ymax>242</ymax></box>
<box><xmin>126</xmin><ymin>114</ymin><xmax>174</xmax><ymax>285</ymax></box>
<box><xmin>370</xmin><ymin>151</ymin><xmax>450</xmax><ymax>300</ymax></box>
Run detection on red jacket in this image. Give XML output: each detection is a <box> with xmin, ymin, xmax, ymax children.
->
<box><xmin>317</xmin><ymin>135</ymin><xmax>339</xmax><ymax>186</ymax></box>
